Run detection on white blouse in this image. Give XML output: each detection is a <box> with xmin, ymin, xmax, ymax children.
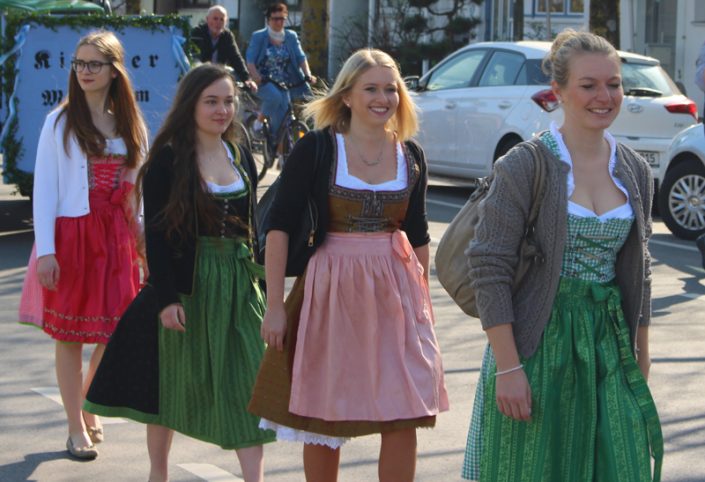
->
<box><xmin>334</xmin><ymin>133</ymin><xmax>408</xmax><ymax>191</ymax></box>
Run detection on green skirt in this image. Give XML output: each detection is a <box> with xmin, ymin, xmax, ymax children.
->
<box><xmin>85</xmin><ymin>237</ymin><xmax>275</xmax><ymax>450</ymax></box>
<box><xmin>464</xmin><ymin>277</ymin><xmax>662</xmax><ymax>482</ymax></box>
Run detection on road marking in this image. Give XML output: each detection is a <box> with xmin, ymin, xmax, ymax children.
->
<box><xmin>31</xmin><ymin>387</ymin><xmax>126</xmax><ymax>424</ymax></box>
<box><xmin>428</xmin><ymin>199</ymin><xmax>700</xmax><ymax>253</ymax></box>
<box><xmin>427</xmin><ymin>198</ymin><xmax>466</xmax><ymax>209</ymax></box>
<box><xmin>0</xmin><ymin>228</ymin><xmax>33</xmax><ymax>238</ymax></box>
<box><xmin>177</xmin><ymin>464</ymin><xmax>243</xmax><ymax>481</ymax></box>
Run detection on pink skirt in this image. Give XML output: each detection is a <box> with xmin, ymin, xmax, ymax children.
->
<box><xmin>289</xmin><ymin>231</ymin><xmax>449</xmax><ymax>421</ymax></box>
<box><xmin>18</xmin><ymin>182</ymin><xmax>140</xmax><ymax>344</ymax></box>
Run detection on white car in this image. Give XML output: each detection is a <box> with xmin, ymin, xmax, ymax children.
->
<box><xmin>659</xmin><ymin>124</ymin><xmax>705</xmax><ymax>239</ymax></box>
<box><xmin>408</xmin><ymin>41</ymin><xmax>697</xmax><ymax>187</ymax></box>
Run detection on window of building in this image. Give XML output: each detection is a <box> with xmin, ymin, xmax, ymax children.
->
<box><xmin>536</xmin><ymin>0</ymin><xmax>564</xmax><ymax>13</ymax></box>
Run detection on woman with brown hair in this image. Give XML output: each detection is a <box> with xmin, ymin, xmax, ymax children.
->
<box><xmin>18</xmin><ymin>30</ymin><xmax>147</xmax><ymax>460</ymax></box>
<box><xmin>85</xmin><ymin>63</ymin><xmax>274</xmax><ymax>482</ymax></box>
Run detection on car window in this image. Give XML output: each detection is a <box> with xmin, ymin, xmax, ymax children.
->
<box><xmin>621</xmin><ymin>62</ymin><xmax>675</xmax><ymax>96</ymax></box>
<box><xmin>478</xmin><ymin>51</ymin><xmax>525</xmax><ymax>87</ymax></box>
<box><xmin>520</xmin><ymin>59</ymin><xmax>551</xmax><ymax>85</ymax></box>
<box><xmin>425</xmin><ymin>49</ymin><xmax>486</xmax><ymax>91</ymax></box>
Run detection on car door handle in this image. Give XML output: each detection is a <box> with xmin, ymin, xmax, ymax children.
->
<box><xmin>444</xmin><ymin>101</ymin><xmax>456</xmax><ymax>110</ymax></box>
<box><xmin>498</xmin><ymin>101</ymin><xmax>512</xmax><ymax>109</ymax></box>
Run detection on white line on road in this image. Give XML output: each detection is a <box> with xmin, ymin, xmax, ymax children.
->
<box><xmin>31</xmin><ymin>387</ymin><xmax>126</xmax><ymax>424</ymax></box>
<box><xmin>177</xmin><ymin>463</ymin><xmax>243</xmax><ymax>481</ymax></box>
<box><xmin>427</xmin><ymin>198</ymin><xmax>466</xmax><ymax>209</ymax></box>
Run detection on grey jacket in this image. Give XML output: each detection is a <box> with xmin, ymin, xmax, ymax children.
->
<box><xmin>467</xmin><ymin>138</ymin><xmax>653</xmax><ymax>358</ymax></box>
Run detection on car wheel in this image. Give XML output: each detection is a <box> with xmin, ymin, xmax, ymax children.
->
<box><xmin>494</xmin><ymin>136</ymin><xmax>521</xmax><ymax>161</ymax></box>
<box><xmin>658</xmin><ymin>157</ymin><xmax>705</xmax><ymax>240</ymax></box>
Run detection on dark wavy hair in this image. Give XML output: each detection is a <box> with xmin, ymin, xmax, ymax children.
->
<box><xmin>136</xmin><ymin>64</ymin><xmax>244</xmax><ymax>245</ymax></box>
<box><xmin>57</xmin><ymin>30</ymin><xmax>146</xmax><ymax>168</ymax></box>
<box><xmin>265</xmin><ymin>2</ymin><xmax>288</xmax><ymax>18</ymax></box>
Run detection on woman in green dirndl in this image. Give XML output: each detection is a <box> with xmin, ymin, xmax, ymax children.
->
<box><xmin>84</xmin><ymin>64</ymin><xmax>275</xmax><ymax>482</ymax></box>
<box><xmin>461</xmin><ymin>30</ymin><xmax>663</xmax><ymax>481</ymax></box>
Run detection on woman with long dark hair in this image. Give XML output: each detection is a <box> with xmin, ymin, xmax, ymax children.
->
<box><xmin>18</xmin><ymin>30</ymin><xmax>147</xmax><ymax>460</ymax></box>
<box><xmin>85</xmin><ymin>63</ymin><xmax>274</xmax><ymax>482</ymax></box>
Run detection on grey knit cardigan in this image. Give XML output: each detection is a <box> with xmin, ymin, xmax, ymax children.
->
<box><xmin>467</xmin><ymin>137</ymin><xmax>653</xmax><ymax>359</ymax></box>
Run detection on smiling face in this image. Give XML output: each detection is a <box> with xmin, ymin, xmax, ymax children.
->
<box><xmin>74</xmin><ymin>44</ymin><xmax>116</xmax><ymax>95</ymax></box>
<box><xmin>194</xmin><ymin>77</ymin><xmax>236</xmax><ymax>139</ymax></box>
<box><xmin>554</xmin><ymin>52</ymin><xmax>623</xmax><ymax>132</ymax></box>
<box><xmin>343</xmin><ymin>66</ymin><xmax>400</xmax><ymax>129</ymax></box>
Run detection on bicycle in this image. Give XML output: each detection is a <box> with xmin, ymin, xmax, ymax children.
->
<box><xmin>242</xmin><ymin>77</ymin><xmax>310</xmax><ymax>180</ymax></box>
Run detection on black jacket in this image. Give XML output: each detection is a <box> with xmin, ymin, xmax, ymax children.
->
<box><xmin>191</xmin><ymin>24</ymin><xmax>251</xmax><ymax>82</ymax></box>
<box><xmin>266</xmin><ymin>128</ymin><xmax>431</xmax><ymax>249</ymax></box>
<box><xmin>143</xmin><ymin>143</ymin><xmax>259</xmax><ymax>311</ymax></box>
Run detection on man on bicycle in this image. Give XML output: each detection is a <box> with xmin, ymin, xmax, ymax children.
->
<box><xmin>191</xmin><ymin>5</ymin><xmax>258</xmax><ymax>93</ymax></box>
<box><xmin>245</xmin><ymin>2</ymin><xmax>315</xmax><ymax>136</ymax></box>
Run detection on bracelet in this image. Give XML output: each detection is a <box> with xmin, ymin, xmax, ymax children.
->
<box><xmin>495</xmin><ymin>364</ymin><xmax>524</xmax><ymax>377</ymax></box>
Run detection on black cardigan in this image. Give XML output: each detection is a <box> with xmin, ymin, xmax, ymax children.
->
<box><xmin>191</xmin><ymin>24</ymin><xmax>251</xmax><ymax>83</ymax></box>
<box><xmin>266</xmin><ymin>128</ymin><xmax>431</xmax><ymax>248</ymax></box>
<box><xmin>143</xmin><ymin>143</ymin><xmax>259</xmax><ymax>311</ymax></box>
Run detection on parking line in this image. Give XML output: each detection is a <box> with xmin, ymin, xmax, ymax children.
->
<box><xmin>31</xmin><ymin>387</ymin><xmax>126</xmax><ymax>424</ymax></box>
<box><xmin>177</xmin><ymin>463</ymin><xmax>243</xmax><ymax>481</ymax></box>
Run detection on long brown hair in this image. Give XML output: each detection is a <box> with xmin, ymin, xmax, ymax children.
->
<box><xmin>137</xmin><ymin>63</ymin><xmax>243</xmax><ymax>244</ymax></box>
<box><xmin>57</xmin><ymin>30</ymin><xmax>147</xmax><ymax>168</ymax></box>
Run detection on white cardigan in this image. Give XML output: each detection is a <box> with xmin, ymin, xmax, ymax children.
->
<box><xmin>33</xmin><ymin>109</ymin><xmax>140</xmax><ymax>257</ymax></box>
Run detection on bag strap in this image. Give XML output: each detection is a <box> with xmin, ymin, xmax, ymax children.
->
<box><xmin>525</xmin><ymin>140</ymin><xmax>547</xmax><ymax>229</ymax></box>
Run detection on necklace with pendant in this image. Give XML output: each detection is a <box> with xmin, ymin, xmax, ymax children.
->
<box><xmin>348</xmin><ymin>133</ymin><xmax>386</xmax><ymax>167</ymax></box>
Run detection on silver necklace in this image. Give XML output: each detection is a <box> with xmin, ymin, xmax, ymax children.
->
<box><xmin>348</xmin><ymin>134</ymin><xmax>386</xmax><ymax>167</ymax></box>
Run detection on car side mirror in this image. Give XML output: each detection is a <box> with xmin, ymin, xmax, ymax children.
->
<box><xmin>404</xmin><ymin>75</ymin><xmax>420</xmax><ymax>91</ymax></box>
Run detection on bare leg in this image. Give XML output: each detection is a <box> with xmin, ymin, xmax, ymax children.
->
<box><xmin>235</xmin><ymin>445</ymin><xmax>264</xmax><ymax>482</ymax></box>
<box><xmin>303</xmin><ymin>443</ymin><xmax>340</xmax><ymax>482</ymax></box>
<box><xmin>81</xmin><ymin>344</ymin><xmax>105</xmax><ymax>432</ymax></box>
<box><xmin>55</xmin><ymin>341</ymin><xmax>91</xmax><ymax>448</ymax></box>
<box><xmin>147</xmin><ymin>424</ymin><xmax>174</xmax><ymax>482</ymax></box>
<box><xmin>379</xmin><ymin>428</ymin><xmax>417</xmax><ymax>482</ymax></box>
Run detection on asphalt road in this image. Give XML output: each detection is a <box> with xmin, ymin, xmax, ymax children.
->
<box><xmin>0</xmin><ymin>172</ymin><xmax>703</xmax><ymax>482</ymax></box>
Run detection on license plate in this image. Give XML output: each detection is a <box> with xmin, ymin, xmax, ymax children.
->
<box><xmin>637</xmin><ymin>150</ymin><xmax>658</xmax><ymax>167</ymax></box>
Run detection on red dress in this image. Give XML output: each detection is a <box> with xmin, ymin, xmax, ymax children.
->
<box><xmin>19</xmin><ymin>153</ymin><xmax>140</xmax><ymax>344</ymax></box>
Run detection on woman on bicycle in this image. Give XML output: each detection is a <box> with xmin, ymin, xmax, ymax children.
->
<box><xmin>245</xmin><ymin>2</ymin><xmax>315</xmax><ymax>137</ymax></box>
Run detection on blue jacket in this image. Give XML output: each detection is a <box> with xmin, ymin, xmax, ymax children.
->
<box><xmin>246</xmin><ymin>28</ymin><xmax>311</xmax><ymax>99</ymax></box>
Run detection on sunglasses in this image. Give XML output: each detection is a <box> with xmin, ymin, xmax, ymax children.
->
<box><xmin>71</xmin><ymin>59</ymin><xmax>112</xmax><ymax>74</ymax></box>
<box><xmin>269</xmin><ymin>16</ymin><xmax>287</xmax><ymax>22</ymax></box>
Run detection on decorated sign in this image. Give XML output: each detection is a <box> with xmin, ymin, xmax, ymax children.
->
<box><xmin>0</xmin><ymin>14</ymin><xmax>193</xmax><ymax>195</ymax></box>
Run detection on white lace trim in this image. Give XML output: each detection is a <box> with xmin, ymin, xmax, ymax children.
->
<box><xmin>259</xmin><ymin>419</ymin><xmax>349</xmax><ymax>449</ymax></box>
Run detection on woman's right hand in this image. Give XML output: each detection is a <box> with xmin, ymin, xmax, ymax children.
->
<box><xmin>495</xmin><ymin>368</ymin><xmax>532</xmax><ymax>422</ymax></box>
<box><xmin>37</xmin><ymin>254</ymin><xmax>60</xmax><ymax>290</ymax></box>
<box><xmin>159</xmin><ymin>303</ymin><xmax>186</xmax><ymax>332</ymax></box>
<box><xmin>261</xmin><ymin>303</ymin><xmax>287</xmax><ymax>352</ymax></box>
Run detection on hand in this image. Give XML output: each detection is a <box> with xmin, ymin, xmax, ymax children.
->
<box><xmin>495</xmin><ymin>368</ymin><xmax>532</xmax><ymax>421</ymax></box>
<box><xmin>637</xmin><ymin>352</ymin><xmax>651</xmax><ymax>381</ymax></box>
<box><xmin>37</xmin><ymin>254</ymin><xmax>60</xmax><ymax>290</ymax></box>
<box><xmin>245</xmin><ymin>79</ymin><xmax>258</xmax><ymax>93</ymax></box>
<box><xmin>261</xmin><ymin>303</ymin><xmax>287</xmax><ymax>351</ymax></box>
<box><xmin>306</xmin><ymin>74</ymin><xmax>317</xmax><ymax>85</ymax></box>
<box><xmin>159</xmin><ymin>303</ymin><xmax>186</xmax><ymax>332</ymax></box>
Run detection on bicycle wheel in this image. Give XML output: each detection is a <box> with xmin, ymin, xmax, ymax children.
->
<box><xmin>232</xmin><ymin>120</ymin><xmax>252</xmax><ymax>153</ymax></box>
<box><xmin>281</xmin><ymin>120</ymin><xmax>309</xmax><ymax>168</ymax></box>
<box><xmin>257</xmin><ymin>120</ymin><xmax>273</xmax><ymax>181</ymax></box>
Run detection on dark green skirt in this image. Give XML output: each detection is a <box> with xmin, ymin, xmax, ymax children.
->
<box><xmin>85</xmin><ymin>237</ymin><xmax>275</xmax><ymax>449</ymax></box>
<box><xmin>467</xmin><ymin>277</ymin><xmax>662</xmax><ymax>481</ymax></box>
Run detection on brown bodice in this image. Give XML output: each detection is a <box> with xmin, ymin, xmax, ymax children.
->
<box><xmin>327</xmin><ymin>140</ymin><xmax>421</xmax><ymax>233</ymax></box>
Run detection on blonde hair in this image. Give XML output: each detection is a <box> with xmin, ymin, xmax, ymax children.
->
<box><xmin>303</xmin><ymin>49</ymin><xmax>418</xmax><ymax>141</ymax></box>
<box><xmin>542</xmin><ymin>29</ymin><xmax>618</xmax><ymax>87</ymax></box>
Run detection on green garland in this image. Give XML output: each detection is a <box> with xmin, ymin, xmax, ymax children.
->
<box><xmin>0</xmin><ymin>13</ymin><xmax>197</xmax><ymax>195</ymax></box>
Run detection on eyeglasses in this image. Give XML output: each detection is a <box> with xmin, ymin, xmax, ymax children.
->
<box><xmin>269</xmin><ymin>16</ymin><xmax>287</xmax><ymax>22</ymax></box>
<box><xmin>71</xmin><ymin>59</ymin><xmax>112</xmax><ymax>74</ymax></box>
